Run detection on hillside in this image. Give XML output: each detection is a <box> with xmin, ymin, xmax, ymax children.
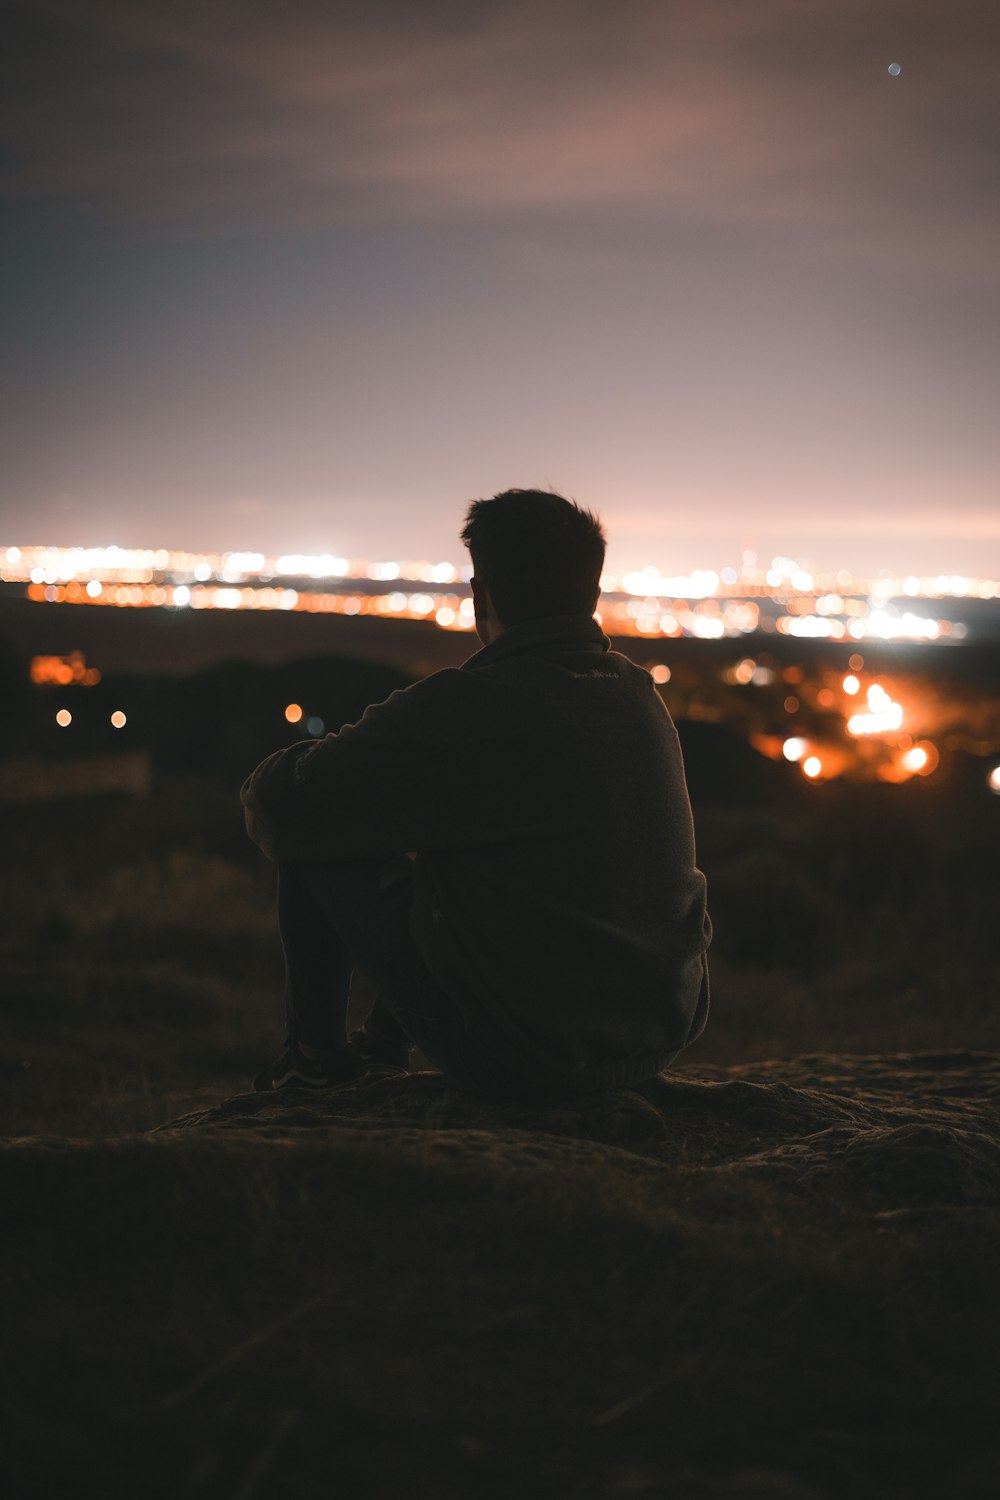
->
<box><xmin>5</xmin><ymin>1054</ymin><xmax>999</xmax><ymax>1499</ymax></box>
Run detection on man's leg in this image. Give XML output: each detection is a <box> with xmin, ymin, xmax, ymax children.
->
<box><xmin>276</xmin><ymin>855</ymin><xmax>410</xmax><ymax>1057</ymax></box>
<box><xmin>268</xmin><ymin>856</ymin><xmax>516</xmax><ymax>1096</ymax></box>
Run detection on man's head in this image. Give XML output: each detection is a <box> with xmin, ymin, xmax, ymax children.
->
<box><xmin>460</xmin><ymin>489</ymin><xmax>606</xmax><ymax>644</ymax></box>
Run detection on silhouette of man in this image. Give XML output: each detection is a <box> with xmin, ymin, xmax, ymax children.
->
<box><xmin>244</xmin><ymin>489</ymin><xmax>711</xmax><ymax>1098</ymax></box>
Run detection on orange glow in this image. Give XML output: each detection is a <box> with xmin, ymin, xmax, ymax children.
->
<box><xmin>802</xmin><ymin>756</ymin><xmax>822</xmax><ymax>779</ymax></box>
<box><xmin>650</xmin><ymin>664</ymin><xmax>671</xmax><ymax>684</ymax></box>
<box><xmin>110</xmin><ymin>710</ymin><xmax>127</xmax><ymax>729</ymax></box>
<box><xmin>284</xmin><ymin>703</ymin><xmax>303</xmax><ymax>724</ymax></box>
<box><xmin>901</xmin><ymin>746</ymin><xmax>927</xmax><ymax>773</ymax></box>
<box><xmin>782</xmin><ymin>737</ymin><xmax>807</xmax><ymax>762</ymax></box>
<box><xmin>847</xmin><ymin>683</ymin><xmax>904</xmax><ymax>737</ymax></box>
<box><xmin>911</xmin><ymin>741</ymin><xmax>939</xmax><ymax>775</ymax></box>
<box><xmin>842</xmin><ymin>674</ymin><xmax>860</xmax><ymax>695</ymax></box>
<box><xmin>730</xmin><ymin>658</ymin><xmax>756</xmax><ymax>684</ymax></box>
<box><xmin>55</xmin><ymin>709</ymin><xmax>72</xmax><ymax>727</ymax></box>
<box><xmin>30</xmin><ymin>651</ymin><xmax>100</xmax><ymax>687</ymax></box>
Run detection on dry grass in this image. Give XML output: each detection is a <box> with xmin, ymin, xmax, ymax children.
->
<box><xmin>2</xmin><ymin>772</ymin><xmax>998</xmax><ymax>1137</ymax></box>
<box><xmin>5</xmin><ymin>1098</ymin><xmax>999</xmax><ymax>1499</ymax></box>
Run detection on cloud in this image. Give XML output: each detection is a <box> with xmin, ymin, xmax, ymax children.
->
<box><xmin>3</xmin><ymin>0</ymin><xmax>997</xmax><ymax>272</ymax></box>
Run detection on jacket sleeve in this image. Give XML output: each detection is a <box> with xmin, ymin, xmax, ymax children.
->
<box><xmin>241</xmin><ymin>682</ymin><xmax>445</xmax><ymax>863</ymax></box>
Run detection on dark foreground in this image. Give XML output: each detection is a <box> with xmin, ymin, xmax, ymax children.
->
<box><xmin>5</xmin><ymin>1054</ymin><xmax>1000</xmax><ymax>1500</ymax></box>
<box><xmin>2</xmin><ymin>772</ymin><xmax>1000</xmax><ymax>1497</ymax></box>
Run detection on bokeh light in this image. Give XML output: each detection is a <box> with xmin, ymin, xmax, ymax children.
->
<box><xmin>803</xmin><ymin>756</ymin><xmax>822</xmax><ymax>779</ymax></box>
<box><xmin>284</xmin><ymin>703</ymin><xmax>303</xmax><ymax>724</ymax></box>
<box><xmin>110</xmin><ymin>710</ymin><xmax>127</xmax><ymax>729</ymax></box>
<box><xmin>55</xmin><ymin>708</ymin><xmax>72</xmax><ymax>727</ymax></box>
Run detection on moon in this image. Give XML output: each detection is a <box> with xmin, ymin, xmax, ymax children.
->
<box><xmin>888</xmin><ymin>62</ymin><xmax>901</xmax><ymax>76</ymax></box>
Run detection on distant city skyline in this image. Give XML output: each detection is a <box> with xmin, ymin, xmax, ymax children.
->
<box><xmin>5</xmin><ymin>543</ymin><xmax>994</xmax><ymax>654</ymax></box>
<box><xmin>3</xmin><ymin>1</ymin><xmax>998</xmax><ymax>580</ymax></box>
<box><xmin>2</xmin><ymin>513</ymin><xmax>998</xmax><ymax>585</ymax></box>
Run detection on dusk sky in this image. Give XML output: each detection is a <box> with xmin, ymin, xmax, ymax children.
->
<box><xmin>3</xmin><ymin>0</ymin><xmax>998</xmax><ymax>578</ymax></box>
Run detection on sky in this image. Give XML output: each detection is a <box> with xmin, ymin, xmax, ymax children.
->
<box><xmin>2</xmin><ymin>0</ymin><xmax>998</xmax><ymax>579</ymax></box>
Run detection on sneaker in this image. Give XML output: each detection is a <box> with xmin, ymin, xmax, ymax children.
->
<box><xmin>253</xmin><ymin>1042</ymin><xmax>360</xmax><ymax>1092</ymax></box>
<box><xmin>349</xmin><ymin>1025</ymin><xmax>411</xmax><ymax>1079</ymax></box>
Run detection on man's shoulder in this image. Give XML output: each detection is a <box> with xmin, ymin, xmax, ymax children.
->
<box><xmin>383</xmin><ymin>666</ymin><xmax>476</xmax><ymax>720</ymax></box>
<box><xmin>397</xmin><ymin>648</ymin><xmax>661</xmax><ymax>707</ymax></box>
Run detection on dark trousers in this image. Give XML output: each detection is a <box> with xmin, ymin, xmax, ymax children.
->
<box><xmin>277</xmin><ymin>856</ymin><xmax>520</xmax><ymax>1097</ymax></box>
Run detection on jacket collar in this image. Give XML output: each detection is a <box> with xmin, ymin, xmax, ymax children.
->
<box><xmin>461</xmin><ymin>614</ymin><xmax>610</xmax><ymax>671</ymax></box>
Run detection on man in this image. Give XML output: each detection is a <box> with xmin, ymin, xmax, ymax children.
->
<box><xmin>243</xmin><ymin>489</ymin><xmax>711</xmax><ymax>1100</ymax></box>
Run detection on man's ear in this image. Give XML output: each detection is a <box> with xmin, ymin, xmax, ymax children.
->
<box><xmin>471</xmin><ymin>575</ymin><xmax>494</xmax><ymax>617</ymax></box>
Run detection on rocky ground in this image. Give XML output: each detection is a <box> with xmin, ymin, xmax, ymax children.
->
<box><xmin>6</xmin><ymin>1051</ymin><xmax>999</xmax><ymax>1499</ymax></box>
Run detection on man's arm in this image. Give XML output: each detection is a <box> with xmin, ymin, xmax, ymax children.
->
<box><xmin>241</xmin><ymin>683</ymin><xmax>443</xmax><ymax>863</ymax></box>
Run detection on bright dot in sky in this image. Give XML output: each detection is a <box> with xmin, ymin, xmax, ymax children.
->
<box><xmin>803</xmin><ymin>756</ymin><xmax>822</xmax><ymax>779</ymax></box>
<box><xmin>110</xmin><ymin>710</ymin><xmax>127</xmax><ymax>729</ymax></box>
<box><xmin>284</xmin><ymin>703</ymin><xmax>303</xmax><ymax>724</ymax></box>
<box><xmin>56</xmin><ymin>708</ymin><xmax>72</xmax><ymax>727</ymax></box>
<box><xmin>888</xmin><ymin>62</ymin><xmax>901</xmax><ymax>76</ymax></box>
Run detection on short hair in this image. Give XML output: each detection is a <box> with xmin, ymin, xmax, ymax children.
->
<box><xmin>460</xmin><ymin>489</ymin><xmax>606</xmax><ymax>626</ymax></box>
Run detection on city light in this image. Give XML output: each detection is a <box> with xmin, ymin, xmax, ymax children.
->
<box><xmin>847</xmin><ymin>683</ymin><xmax>904</xmax><ymax>737</ymax></box>
<box><xmin>2</xmin><ymin>544</ymin><xmax>994</xmax><ymax>644</ymax></box>
<box><xmin>7</xmin><ymin>539</ymin><xmax>1000</xmax><ymax>793</ymax></box>
<box><xmin>30</xmin><ymin>652</ymin><xmax>101</xmax><ymax>686</ymax></box>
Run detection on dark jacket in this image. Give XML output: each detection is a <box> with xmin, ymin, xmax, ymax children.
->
<box><xmin>242</xmin><ymin>615</ymin><xmax>711</xmax><ymax>1088</ymax></box>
